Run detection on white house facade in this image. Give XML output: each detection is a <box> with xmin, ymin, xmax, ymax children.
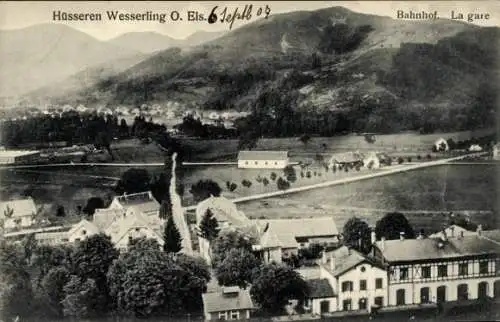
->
<box><xmin>237</xmin><ymin>151</ymin><xmax>289</xmax><ymax>169</ymax></box>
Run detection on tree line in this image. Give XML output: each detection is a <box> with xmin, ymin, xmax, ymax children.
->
<box><xmin>0</xmin><ymin>233</ymin><xmax>207</xmax><ymax>321</ymax></box>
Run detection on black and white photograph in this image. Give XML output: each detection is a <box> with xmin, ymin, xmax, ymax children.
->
<box><xmin>0</xmin><ymin>1</ymin><xmax>499</xmax><ymax>321</ymax></box>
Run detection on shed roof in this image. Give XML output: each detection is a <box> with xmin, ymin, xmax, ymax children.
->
<box><xmin>202</xmin><ymin>288</ymin><xmax>255</xmax><ymax>313</ymax></box>
<box><xmin>238</xmin><ymin>151</ymin><xmax>288</xmax><ymax>161</ymax></box>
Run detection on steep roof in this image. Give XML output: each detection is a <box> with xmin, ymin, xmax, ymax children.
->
<box><xmin>322</xmin><ymin>247</ymin><xmax>380</xmax><ymax>277</ymax></box>
<box><xmin>0</xmin><ymin>198</ymin><xmax>37</xmax><ymax>218</ymax></box>
<box><xmin>68</xmin><ymin>219</ymin><xmax>100</xmax><ymax>237</ymax></box>
<box><xmin>202</xmin><ymin>288</ymin><xmax>255</xmax><ymax>313</ymax></box>
<box><xmin>375</xmin><ymin>235</ymin><xmax>500</xmax><ymax>263</ymax></box>
<box><xmin>93</xmin><ymin>208</ymin><xmax>125</xmax><ymax>231</ymax></box>
<box><xmin>105</xmin><ymin>211</ymin><xmax>163</xmax><ymax>245</ymax></box>
<box><xmin>252</xmin><ymin>217</ymin><xmax>338</xmax><ymax>249</ymax></box>
<box><xmin>306</xmin><ymin>279</ymin><xmax>336</xmax><ymax>299</ymax></box>
<box><xmin>196</xmin><ymin>196</ymin><xmax>250</xmax><ymax>227</ymax></box>
<box><xmin>238</xmin><ymin>150</ymin><xmax>288</xmax><ymax>161</ymax></box>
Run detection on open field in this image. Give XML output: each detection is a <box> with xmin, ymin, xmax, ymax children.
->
<box><xmin>1</xmin><ymin>163</ymin><xmax>496</xmax><ymax>235</ymax></box>
<box><xmin>236</xmin><ymin>164</ymin><xmax>499</xmax><ymax>234</ymax></box>
<box><xmin>96</xmin><ymin>129</ymin><xmax>492</xmax><ymax>163</ymax></box>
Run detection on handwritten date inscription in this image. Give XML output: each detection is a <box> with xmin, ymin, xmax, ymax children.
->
<box><xmin>208</xmin><ymin>4</ymin><xmax>271</xmax><ymax>29</ymax></box>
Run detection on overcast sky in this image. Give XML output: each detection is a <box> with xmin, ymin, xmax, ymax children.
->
<box><xmin>0</xmin><ymin>1</ymin><xmax>499</xmax><ymax>40</ymax></box>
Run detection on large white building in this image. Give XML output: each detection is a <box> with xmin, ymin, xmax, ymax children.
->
<box><xmin>0</xmin><ymin>150</ymin><xmax>40</xmax><ymax>165</ymax></box>
<box><xmin>237</xmin><ymin>151</ymin><xmax>289</xmax><ymax>169</ymax></box>
<box><xmin>372</xmin><ymin>231</ymin><xmax>500</xmax><ymax>307</ymax></box>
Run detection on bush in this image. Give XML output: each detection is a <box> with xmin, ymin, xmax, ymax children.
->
<box><xmin>407</xmin><ymin>156</ymin><xmax>412</xmax><ymax>162</ymax></box>
<box><xmin>417</xmin><ymin>155</ymin><xmax>422</xmax><ymax>160</ymax></box>
<box><xmin>270</xmin><ymin>172</ymin><xmax>277</xmax><ymax>181</ymax></box>
<box><xmin>276</xmin><ymin>177</ymin><xmax>291</xmax><ymax>190</ymax></box>
<box><xmin>242</xmin><ymin>179</ymin><xmax>252</xmax><ymax>188</ymax></box>
<box><xmin>262</xmin><ymin>178</ymin><xmax>269</xmax><ymax>186</ymax></box>
<box><xmin>306</xmin><ymin>171</ymin><xmax>312</xmax><ymax>178</ymax></box>
<box><xmin>426</xmin><ymin>154</ymin><xmax>432</xmax><ymax>160</ymax></box>
<box><xmin>397</xmin><ymin>157</ymin><xmax>404</xmax><ymax>164</ymax></box>
<box><xmin>300</xmin><ymin>171</ymin><xmax>305</xmax><ymax>178</ymax></box>
<box><xmin>229</xmin><ymin>183</ymin><xmax>237</xmax><ymax>192</ymax></box>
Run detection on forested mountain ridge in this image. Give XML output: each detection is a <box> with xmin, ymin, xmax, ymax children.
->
<box><xmin>22</xmin><ymin>7</ymin><xmax>500</xmax><ymax>133</ymax></box>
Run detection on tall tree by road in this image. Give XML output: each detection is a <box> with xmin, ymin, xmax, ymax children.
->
<box><xmin>375</xmin><ymin>212</ymin><xmax>415</xmax><ymax>240</ymax></box>
<box><xmin>163</xmin><ymin>216</ymin><xmax>182</xmax><ymax>253</ymax></box>
<box><xmin>198</xmin><ymin>209</ymin><xmax>220</xmax><ymax>242</ymax></box>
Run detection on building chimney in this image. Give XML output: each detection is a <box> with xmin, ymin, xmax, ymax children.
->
<box><xmin>329</xmin><ymin>255</ymin><xmax>336</xmax><ymax>271</ymax></box>
<box><xmin>459</xmin><ymin>231</ymin><xmax>464</xmax><ymax>239</ymax></box>
<box><xmin>476</xmin><ymin>224</ymin><xmax>483</xmax><ymax>236</ymax></box>
<box><xmin>450</xmin><ymin>226</ymin><xmax>455</xmax><ymax>238</ymax></box>
<box><xmin>321</xmin><ymin>251</ymin><xmax>327</xmax><ymax>264</ymax></box>
<box><xmin>399</xmin><ymin>232</ymin><xmax>405</xmax><ymax>241</ymax></box>
<box><xmin>371</xmin><ymin>230</ymin><xmax>376</xmax><ymax>245</ymax></box>
<box><xmin>381</xmin><ymin>237</ymin><xmax>386</xmax><ymax>251</ymax></box>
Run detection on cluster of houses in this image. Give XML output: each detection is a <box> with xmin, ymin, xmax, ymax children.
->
<box><xmin>2</xmin><ymin>188</ymin><xmax>500</xmax><ymax>320</ymax></box>
<box><xmin>193</xmin><ymin>195</ymin><xmax>500</xmax><ymax>319</ymax></box>
<box><xmin>1</xmin><ymin>103</ymin><xmax>250</xmax><ymax>131</ymax></box>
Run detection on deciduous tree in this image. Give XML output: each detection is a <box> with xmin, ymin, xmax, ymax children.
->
<box><xmin>215</xmin><ymin>248</ymin><xmax>260</xmax><ymax>289</ymax></box>
<box><xmin>250</xmin><ymin>263</ymin><xmax>309</xmax><ymax>314</ymax></box>
<box><xmin>189</xmin><ymin>179</ymin><xmax>222</xmax><ymax>203</ymax></box>
<box><xmin>375</xmin><ymin>212</ymin><xmax>415</xmax><ymax>240</ymax></box>
<box><xmin>343</xmin><ymin>217</ymin><xmax>372</xmax><ymax>254</ymax></box>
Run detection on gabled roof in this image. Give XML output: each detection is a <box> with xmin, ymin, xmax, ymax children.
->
<box><xmin>238</xmin><ymin>151</ymin><xmax>288</xmax><ymax>161</ymax></box>
<box><xmin>93</xmin><ymin>208</ymin><xmax>125</xmax><ymax>231</ymax></box>
<box><xmin>68</xmin><ymin>219</ymin><xmax>100</xmax><ymax>237</ymax></box>
<box><xmin>322</xmin><ymin>247</ymin><xmax>381</xmax><ymax>277</ymax></box>
<box><xmin>306</xmin><ymin>279</ymin><xmax>335</xmax><ymax>299</ymax></box>
<box><xmin>196</xmin><ymin>196</ymin><xmax>250</xmax><ymax>228</ymax></box>
<box><xmin>375</xmin><ymin>235</ymin><xmax>500</xmax><ymax>263</ymax></box>
<box><xmin>0</xmin><ymin>198</ymin><xmax>37</xmax><ymax>218</ymax></box>
<box><xmin>252</xmin><ymin>217</ymin><xmax>339</xmax><ymax>249</ymax></box>
<box><xmin>105</xmin><ymin>211</ymin><xmax>163</xmax><ymax>245</ymax></box>
<box><xmin>202</xmin><ymin>288</ymin><xmax>255</xmax><ymax>313</ymax></box>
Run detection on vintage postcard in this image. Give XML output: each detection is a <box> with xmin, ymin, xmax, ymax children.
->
<box><xmin>0</xmin><ymin>1</ymin><xmax>499</xmax><ymax>321</ymax></box>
